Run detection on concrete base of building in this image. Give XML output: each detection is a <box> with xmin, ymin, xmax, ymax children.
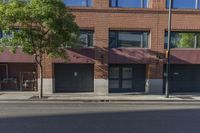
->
<box><xmin>94</xmin><ymin>79</ymin><xmax>109</xmax><ymax>95</ymax></box>
<box><xmin>145</xmin><ymin>79</ymin><xmax>163</xmax><ymax>94</ymax></box>
<box><xmin>38</xmin><ymin>78</ymin><xmax>53</xmax><ymax>95</ymax></box>
<box><xmin>37</xmin><ymin>78</ymin><xmax>163</xmax><ymax>95</ymax></box>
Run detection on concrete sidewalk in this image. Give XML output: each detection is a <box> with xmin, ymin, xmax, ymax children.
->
<box><xmin>1</xmin><ymin>92</ymin><xmax>200</xmax><ymax>102</ymax></box>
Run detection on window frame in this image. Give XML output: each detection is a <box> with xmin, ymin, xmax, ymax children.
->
<box><xmin>109</xmin><ymin>30</ymin><xmax>149</xmax><ymax>48</ymax></box>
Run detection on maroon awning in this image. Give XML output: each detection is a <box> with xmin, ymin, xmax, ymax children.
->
<box><xmin>0</xmin><ymin>48</ymin><xmax>35</xmax><ymax>63</ymax></box>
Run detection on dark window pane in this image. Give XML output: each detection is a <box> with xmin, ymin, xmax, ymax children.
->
<box><xmin>122</xmin><ymin>67</ymin><xmax>132</xmax><ymax>79</ymax></box>
<box><xmin>166</xmin><ymin>0</ymin><xmax>197</xmax><ymax>9</ymax></box>
<box><xmin>164</xmin><ymin>32</ymin><xmax>168</xmax><ymax>49</ymax></box>
<box><xmin>122</xmin><ymin>80</ymin><xmax>132</xmax><ymax>89</ymax></box>
<box><xmin>110</xmin><ymin>0</ymin><xmax>149</xmax><ymax>8</ymax></box>
<box><xmin>64</xmin><ymin>0</ymin><xmax>92</xmax><ymax>7</ymax></box>
<box><xmin>118</xmin><ymin>32</ymin><xmax>141</xmax><ymax>47</ymax></box>
<box><xmin>79</xmin><ymin>31</ymin><xmax>93</xmax><ymax>47</ymax></box>
<box><xmin>110</xmin><ymin>80</ymin><xmax>119</xmax><ymax>89</ymax></box>
<box><xmin>143</xmin><ymin>32</ymin><xmax>148</xmax><ymax>48</ymax></box>
<box><xmin>110</xmin><ymin>0</ymin><xmax>117</xmax><ymax>7</ymax></box>
<box><xmin>109</xmin><ymin>67</ymin><xmax>120</xmax><ymax>79</ymax></box>
<box><xmin>109</xmin><ymin>32</ymin><xmax>118</xmax><ymax>48</ymax></box>
<box><xmin>109</xmin><ymin>31</ymin><xmax>149</xmax><ymax>48</ymax></box>
<box><xmin>196</xmin><ymin>34</ymin><xmax>200</xmax><ymax>48</ymax></box>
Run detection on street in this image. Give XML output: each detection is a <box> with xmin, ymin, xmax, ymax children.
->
<box><xmin>0</xmin><ymin>102</ymin><xmax>200</xmax><ymax>133</ymax></box>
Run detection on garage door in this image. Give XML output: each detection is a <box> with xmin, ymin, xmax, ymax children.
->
<box><xmin>109</xmin><ymin>65</ymin><xmax>146</xmax><ymax>93</ymax></box>
<box><xmin>164</xmin><ymin>65</ymin><xmax>200</xmax><ymax>92</ymax></box>
<box><xmin>54</xmin><ymin>64</ymin><xmax>94</xmax><ymax>92</ymax></box>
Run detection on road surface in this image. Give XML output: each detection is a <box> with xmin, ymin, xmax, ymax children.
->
<box><xmin>0</xmin><ymin>102</ymin><xmax>200</xmax><ymax>133</ymax></box>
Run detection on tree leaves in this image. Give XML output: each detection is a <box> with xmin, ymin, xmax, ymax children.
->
<box><xmin>0</xmin><ymin>0</ymin><xmax>79</xmax><ymax>59</ymax></box>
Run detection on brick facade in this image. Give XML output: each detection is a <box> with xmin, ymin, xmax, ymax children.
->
<box><xmin>1</xmin><ymin>0</ymin><xmax>200</xmax><ymax>94</ymax></box>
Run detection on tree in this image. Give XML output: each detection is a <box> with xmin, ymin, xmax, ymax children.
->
<box><xmin>0</xmin><ymin>0</ymin><xmax>79</xmax><ymax>98</ymax></box>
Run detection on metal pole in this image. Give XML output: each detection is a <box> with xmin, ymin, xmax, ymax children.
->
<box><xmin>196</xmin><ymin>0</ymin><xmax>199</xmax><ymax>9</ymax></box>
<box><xmin>165</xmin><ymin>0</ymin><xmax>172</xmax><ymax>98</ymax></box>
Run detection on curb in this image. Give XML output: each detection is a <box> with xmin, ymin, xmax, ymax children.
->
<box><xmin>1</xmin><ymin>99</ymin><xmax>200</xmax><ymax>104</ymax></box>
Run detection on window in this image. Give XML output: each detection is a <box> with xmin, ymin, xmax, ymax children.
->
<box><xmin>64</xmin><ymin>0</ymin><xmax>92</xmax><ymax>7</ymax></box>
<box><xmin>122</xmin><ymin>67</ymin><xmax>132</xmax><ymax>89</ymax></box>
<box><xmin>109</xmin><ymin>67</ymin><xmax>120</xmax><ymax>89</ymax></box>
<box><xmin>166</xmin><ymin>0</ymin><xmax>200</xmax><ymax>9</ymax></box>
<box><xmin>110</xmin><ymin>0</ymin><xmax>149</xmax><ymax>8</ymax></box>
<box><xmin>109</xmin><ymin>31</ymin><xmax>149</xmax><ymax>48</ymax></box>
<box><xmin>164</xmin><ymin>32</ymin><xmax>200</xmax><ymax>48</ymax></box>
<box><xmin>109</xmin><ymin>66</ymin><xmax>133</xmax><ymax>90</ymax></box>
<box><xmin>78</xmin><ymin>30</ymin><xmax>94</xmax><ymax>48</ymax></box>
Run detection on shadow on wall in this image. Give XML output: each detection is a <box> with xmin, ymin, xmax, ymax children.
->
<box><xmin>1</xmin><ymin>108</ymin><xmax>200</xmax><ymax>133</ymax></box>
<box><xmin>52</xmin><ymin>48</ymin><xmax>96</xmax><ymax>64</ymax></box>
<box><xmin>109</xmin><ymin>48</ymin><xmax>190</xmax><ymax>64</ymax></box>
<box><xmin>51</xmin><ymin>47</ymin><xmax>192</xmax><ymax>79</ymax></box>
<box><xmin>0</xmin><ymin>48</ymin><xmax>192</xmax><ymax>64</ymax></box>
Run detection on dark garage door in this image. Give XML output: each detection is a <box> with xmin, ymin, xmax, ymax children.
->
<box><xmin>109</xmin><ymin>65</ymin><xmax>146</xmax><ymax>93</ymax></box>
<box><xmin>164</xmin><ymin>65</ymin><xmax>200</xmax><ymax>92</ymax></box>
<box><xmin>55</xmin><ymin>64</ymin><xmax>94</xmax><ymax>92</ymax></box>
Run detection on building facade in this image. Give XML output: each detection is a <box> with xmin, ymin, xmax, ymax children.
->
<box><xmin>1</xmin><ymin>0</ymin><xmax>200</xmax><ymax>95</ymax></box>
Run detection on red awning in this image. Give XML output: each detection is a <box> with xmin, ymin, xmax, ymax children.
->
<box><xmin>0</xmin><ymin>48</ymin><xmax>35</xmax><ymax>63</ymax></box>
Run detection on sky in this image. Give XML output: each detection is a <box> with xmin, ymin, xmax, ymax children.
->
<box><xmin>166</xmin><ymin>0</ymin><xmax>197</xmax><ymax>9</ymax></box>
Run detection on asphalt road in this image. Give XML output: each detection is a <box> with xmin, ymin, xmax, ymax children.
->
<box><xmin>0</xmin><ymin>102</ymin><xmax>200</xmax><ymax>133</ymax></box>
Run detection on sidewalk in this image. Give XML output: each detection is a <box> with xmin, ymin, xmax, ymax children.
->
<box><xmin>1</xmin><ymin>92</ymin><xmax>200</xmax><ymax>102</ymax></box>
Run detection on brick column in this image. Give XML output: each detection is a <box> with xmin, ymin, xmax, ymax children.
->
<box><xmin>37</xmin><ymin>54</ymin><xmax>53</xmax><ymax>94</ymax></box>
<box><xmin>145</xmin><ymin>22</ymin><xmax>165</xmax><ymax>94</ymax></box>
<box><xmin>151</xmin><ymin>0</ymin><xmax>166</xmax><ymax>10</ymax></box>
<box><xmin>94</xmin><ymin>13</ymin><xmax>109</xmax><ymax>95</ymax></box>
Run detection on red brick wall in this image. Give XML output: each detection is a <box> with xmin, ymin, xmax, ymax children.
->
<box><xmin>2</xmin><ymin>0</ymin><xmax>200</xmax><ymax>80</ymax></box>
<box><xmin>70</xmin><ymin>0</ymin><xmax>200</xmax><ymax>79</ymax></box>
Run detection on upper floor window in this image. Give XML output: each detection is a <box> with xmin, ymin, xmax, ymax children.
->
<box><xmin>165</xmin><ymin>32</ymin><xmax>200</xmax><ymax>48</ymax></box>
<box><xmin>166</xmin><ymin>0</ymin><xmax>200</xmax><ymax>9</ymax></box>
<box><xmin>109</xmin><ymin>31</ymin><xmax>149</xmax><ymax>48</ymax></box>
<box><xmin>78</xmin><ymin>30</ymin><xmax>94</xmax><ymax>48</ymax></box>
<box><xmin>110</xmin><ymin>0</ymin><xmax>149</xmax><ymax>8</ymax></box>
<box><xmin>64</xmin><ymin>0</ymin><xmax>92</xmax><ymax>7</ymax></box>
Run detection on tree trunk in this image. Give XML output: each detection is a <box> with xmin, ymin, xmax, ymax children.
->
<box><xmin>39</xmin><ymin>63</ymin><xmax>43</xmax><ymax>99</ymax></box>
<box><xmin>35</xmin><ymin>54</ymin><xmax>43</xmax><ymax>99</ymax></box>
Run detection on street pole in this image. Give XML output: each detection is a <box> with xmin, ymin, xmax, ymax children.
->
<box><xmin>165</xmin><ymin>0</ymin><xmax>172</xmax><ymax>98</ymax></box>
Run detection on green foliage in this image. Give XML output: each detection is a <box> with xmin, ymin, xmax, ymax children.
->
<box><xmin>0</xmin><ymin>0</ymin><xmax>79</xmax><ymax>58</ymax></box>
<box><xmin>177</xmin><ymin>33</ymin><xmax>195</xmax><ymax>48</ymax></box>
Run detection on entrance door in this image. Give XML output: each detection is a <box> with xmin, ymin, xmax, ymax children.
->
<box><xmin>163</xmin><ymin>65</ymin><xmax>200</xmax><ymax>92</ymax></box>
<box><xmin>55</xmin><ymin>64</ymin><xmax>94</xmax><ymax>92</ymax></box>
<box><xmin>109</xmin><ymin>65</ymin><xmax>145</xmax><ymax>93</ymax></box>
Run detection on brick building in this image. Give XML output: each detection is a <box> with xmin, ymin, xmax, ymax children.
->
<box><xmin>1</xmin><ymin>0</ymin><xmax>200</xmax><ymax>95</ymax></box>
